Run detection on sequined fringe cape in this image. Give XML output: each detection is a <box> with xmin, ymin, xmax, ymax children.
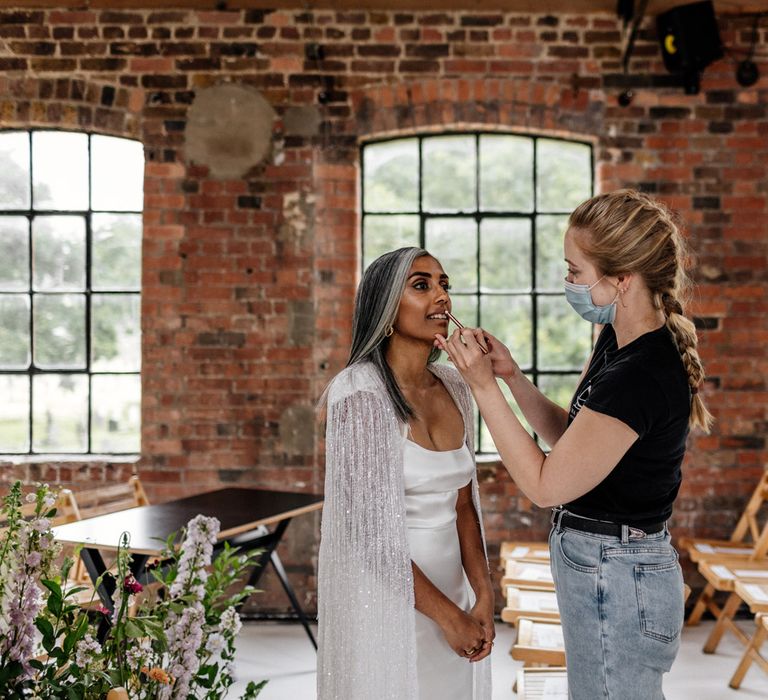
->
<box><xmin>317</xmin><ymin>361</ymin><xmax>492</xmax><ymax>699</ymax></box>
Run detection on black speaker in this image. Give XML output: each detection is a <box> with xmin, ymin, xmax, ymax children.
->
<box><xmin>656</xmin><ymin>1</ymin><xmax>723</xmax><ymax>75</ymax></box>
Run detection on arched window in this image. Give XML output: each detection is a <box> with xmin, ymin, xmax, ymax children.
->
<box><xmin>361</xmin><ymin>132</ymin><xmax>594</xmax><ymax>452</ymax></box>
<box><xmin>0</xmin><ymin>130</ymin><xmax>143</xmax><ymax>455</ymax></box>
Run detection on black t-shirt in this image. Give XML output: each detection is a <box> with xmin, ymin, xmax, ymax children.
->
<box><xmin>565</xmin><ymin>324</ymin><xmax>691</xmax><ymax>527</ymax></box>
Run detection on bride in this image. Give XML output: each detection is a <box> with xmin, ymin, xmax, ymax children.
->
<box><xmin>317</xmin><ymin>247</ymin><xmax>493</xmax><ymax>699</ymax></box>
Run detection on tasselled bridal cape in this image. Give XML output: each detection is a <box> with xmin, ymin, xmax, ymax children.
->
<box><xmin>317</xmin><ymin>361</ymin><xmax>492</xmax><ymax>700</ymax></box>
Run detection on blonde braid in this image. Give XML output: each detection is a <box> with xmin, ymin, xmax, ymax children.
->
<box><xmin>660</xmin><ymin>292</ymin><xmax>713</xmax><ymax>433</ymax></box>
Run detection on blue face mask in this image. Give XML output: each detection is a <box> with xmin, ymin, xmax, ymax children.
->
<box><xmin>564</xmin><ymin>276</ymin><xmax>617</xmax><ymax>325</ymax></box>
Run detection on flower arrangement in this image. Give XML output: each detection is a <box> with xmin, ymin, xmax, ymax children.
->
<box><xmin>0</xmin><ymin>481</ymin><xmax>267</xmax><ymax>699</ymax></box>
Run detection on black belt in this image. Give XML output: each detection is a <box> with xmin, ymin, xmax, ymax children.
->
<box><xmin>553</xmin><ymin>509</ymin><xmax>665</xmax><ymax>539</ymax></box>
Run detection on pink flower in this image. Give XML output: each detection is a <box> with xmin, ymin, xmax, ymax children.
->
<box><xmin>123</xmin><ymin>575</ymin><xmax>143</xmax><ymax>594</ymax></box>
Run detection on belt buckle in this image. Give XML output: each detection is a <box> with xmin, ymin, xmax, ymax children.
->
<box><xmin>628</xmin><ymin>526</ymin><xmax>646</xmax><ymax>540</ymax></box>
<box><xmin>550</xmin><ymin>506</ymin><xmax>563</xmax><ymax>526</ymax></box>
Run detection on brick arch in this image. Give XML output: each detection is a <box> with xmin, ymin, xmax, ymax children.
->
<box><xmin>0</xmin><ymin>75</ymin><xmax>142</xmax><ymax>138</ymax></box>
<box><xmin>348</xmin><ymin>76</ymin><xmax>604</xmax><ymax>143</ymax></box>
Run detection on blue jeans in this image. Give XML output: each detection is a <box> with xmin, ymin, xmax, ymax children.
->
<box><xmin>549</xmin><ymin>510</ymin><xmax>684</xmax><ymax>700</ymax></box>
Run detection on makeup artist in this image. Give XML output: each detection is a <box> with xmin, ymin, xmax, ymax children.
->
<box><xmin>435</xmin><ymin>190</ymin><xmax>713</xmax><ymax>700</ymax></box>
<box><xmin>317</xmin><ymin>247</ymin><xmax>493</xmax><ymax>700</ymax></box>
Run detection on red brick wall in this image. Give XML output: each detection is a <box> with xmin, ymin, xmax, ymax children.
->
<box><xmin>0</xmin><ymin>8</ymin><xmax>765</xmax><ymax>614</ymax></box>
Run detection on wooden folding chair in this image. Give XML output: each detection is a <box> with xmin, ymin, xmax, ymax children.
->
<box><xmin>729</xmin><ymin>614</ymin><xmax>768</xmax><ymax>690</ymax></box>
<box><xmin>696</xmin><ymin>560</ymin><xmax>768</xmax><ymax>653</ymax></box>
<box><xmin>511</xmin><ymin>617</ymin><xmax>565</xmax><ymax>667</ymax></box>
<box><xmin>0</xmin><ymin>489</ymin><xmax>79</xmax><ymax>532</ymax></box>
<box><xmin>502</xmin><ymin>560</ymin><xmax>555</xmax><ymax>591</ymax></box>
<box><xmin>67</xmin><ymin>475</ymin><xmax>150</xmax><ymax>588</ymax></box>
<box><xmin>515</xmin><ymin>667</ymin><xmax>568</xmax><ymax>699</ymax></box>
<box><xmin>502</xmin><ymin>586</ymin><xmax>560</xmax><ymax>625</ymax></box>
<box><xmin>729</xmin><ymin>582</ymin><xmax>768</xmax><ymax>689</ymax></box>
<box><xmin>682</xmin><ymin>469</ymin><xmax>768</xmax><ymax>566</ymax></box>
<box><xmin>684</xmin><ymin>469</ymin><xmax>768</xmax><ymax>627</ymax></box>
<box><xmin>68</xmin><ymin>474</ymin><xmax>149</xmax><ymax>521</ymax></box>
<box><xmin>500</xmin><ymin>541</ymin><xmax>550</xmax><ymax>566</ymax></box>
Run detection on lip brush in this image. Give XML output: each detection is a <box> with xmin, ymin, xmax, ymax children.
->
<box><xmin>445</xmin><ymin>311</ymin><xmax>489</xmax><ymax>355</ymax></box>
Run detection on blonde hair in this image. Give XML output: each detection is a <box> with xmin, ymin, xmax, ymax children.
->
<box><xmin>569</xmin><ymin>189</ymin><xmax>713</xmax><ymax>432</ymax></box>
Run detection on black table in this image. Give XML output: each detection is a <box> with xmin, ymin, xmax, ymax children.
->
<box><xmin>52</xmin><ymin>487</ymin><xmax>323</xmax><ymax>648</ymax></box>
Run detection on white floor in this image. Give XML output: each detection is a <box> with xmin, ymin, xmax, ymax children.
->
<box><xmin>231</xmin><ymin>619</ymin><xmax>768</xmax><ymax>699</ymax></box>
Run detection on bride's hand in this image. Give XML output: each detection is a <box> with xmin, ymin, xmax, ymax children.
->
<box><xmin>468</xmin><ymin>595</ymin><xmax>496</xmax><ymax>662</ymax></box>
<box><xmin>439</xmin><ymin>607</ymin><xmax>488</xmax><ymax>661</ymax></box>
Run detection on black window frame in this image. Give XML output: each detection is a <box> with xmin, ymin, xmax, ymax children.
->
<box><xmin>360</xmin><ymin>131</ymin><xmax>595</xmax><ymax>453</ymax></box>
<box><xmin>0</xmin><ymin>128</ymin><xmax>143</xmax><ymax>456</ymax></box>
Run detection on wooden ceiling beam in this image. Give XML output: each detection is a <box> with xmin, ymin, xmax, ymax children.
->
<box><xmin>0</xmin><ymin>0</ymin><xmax>763</xmax><ymax>14</ymax></box>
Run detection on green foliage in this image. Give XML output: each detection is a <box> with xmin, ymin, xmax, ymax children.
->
<box><xmin>422</xmin><ymin>135</ymin><xmax>476</xmax><ymax>212</ymax></box>
<box><xmin>0</xmin><ymin>482</ymin><xmax>266</xmax><ymax>700</ymax></box>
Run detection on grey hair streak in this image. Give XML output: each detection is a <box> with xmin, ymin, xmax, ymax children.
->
<box><xmin>347</xmin><ymin>247</ymin><xmax>441</xmax><ymax>423</ymax></box>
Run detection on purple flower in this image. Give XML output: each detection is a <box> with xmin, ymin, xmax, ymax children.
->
<box><xmin>0</xmin><ymin>528</ymin><xmax>47</xmax><ymax>677</ymax></box>
<box><xmin>31</xmin><ymin>518</ymin><xmax>50</xmax><ymax>533</ymax></box>
<box><xmin>219</xmin><ymin>607</ymin><xmax>242</xmax><ymax>638</ymax></box>
<box><xmin>74</xmin><ymin>633</ymin><xmax>102</xmax><ymax>670</ymax></box>
<box><xmin>157</xmin><ymin>515</ymin><xmax>221</xmax><ymax>699</ymax></box>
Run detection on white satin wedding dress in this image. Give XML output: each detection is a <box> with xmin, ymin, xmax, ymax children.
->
<box><xmin>404</xmin><ymin>436</ymin><xmax>476</xmax><ymax>700</ymax></box>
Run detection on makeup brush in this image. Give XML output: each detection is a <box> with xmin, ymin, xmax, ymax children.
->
<box><xmin>445</xmin><ymin>311</ymin><xmax>489</xmax><ymax>354</ymax></box>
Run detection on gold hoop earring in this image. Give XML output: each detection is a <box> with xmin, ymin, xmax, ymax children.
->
<box><xmin>385</xmin><ymin>326</ymin><xmax>394</xmax><ymax>337</ymax></box>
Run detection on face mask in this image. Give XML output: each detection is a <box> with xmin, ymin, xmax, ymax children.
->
<box><xmin>564</xmin><ymin>276</ymin><xmax>617</xmax><ymax>325</ymax></box>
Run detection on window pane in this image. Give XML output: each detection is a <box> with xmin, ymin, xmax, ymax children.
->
<box><xmin>537</xmin><ymin>295</ymin><xmax>592</xmax><ymax>371</ymax></box>
<box><xmin>0</xmin><ymin>132</ymin><xmax>30</xmax><ymax>210</ymax></box>
<box><xmin>91</xmin><ymin>135</ymin><xmax>144</xmax><ymax>212</ymax></box>
<box><xmin>92</xmin><ymin>294</ymin><xmax>141</xmax><ymax>372</ymax></box>
<box><xmin>0</xmin><ymin>216</ymin><xmax>30</xmax><ymax>291</ymax></box>
<box><xmin>479</xmin><ymin>135</ymin><xmax>533</xmax><ymax>212</ymax></box>
<box><xmin>363</xmin><ymin>139</ymin><xmax>418</xmax><ymax>213</ymax></box>
<box><xmin>91</xmin><ymin>375</ymin><xmax>140</xmax><ymax>453</ymax></box>
<box><xmin>536</xmin><ymin>139</ymin><xmax>592</xmax><ymax>212</ymax></box>
<box><xmin>0</xmin><ymin>294</ymin><xmax>30</xmax><ymax>369</ymax></box>
<box><xmin>32</xmin><ymin>216</ymin><xmax>86</xmax><ymax>291</ymax></box>
<box><xmin>536</xmin><ymin>215</ymin><xmax>570</xmax><ymax>291</ymax></box>
<box><xmin>423</xmin><ymin>135</ymin><xmax>476</xmax><ymax>213</ymax></box>
<box><xmin>33</xmin><ymin>294</ymin><xmax>86</xmax><ymax>369</ymax></box>
<box><xmin>0</xmin><ymin>375</ymin><xmax>29</xmax><ymax>452</ymax></box>
<box><xmin>448</xmin><ymin>294</ymin><xmax>478</xmax><ymax>328</ymax></box>
<box><xmin>32</xmin><ymin>373</ymin><xmax>88</xmax><ymax>452</ymax></box>
<box><xmin>538</xmin><ymin>373</ymin><xmax>579</xmax><ymax>412</ymax></box>
<box><xmin>480</xmin><ymin>218</ymin><xmax>531</xmax><ymax>292</ymax></box>
<box><xmin>32</xmin><ymin>131</ymin><xmax>89</xmax><ymax>211</ymax></box>
<box><xmin>481</xmin><ymin>295</ymin><xmax>532</xmax><ymax>369</ymax></box>
<box><xmin>92</xmin><ymin>214</ymin><xmax>142</xmax><ymax>291</ymax></box>
<box><xmin>480</xmin><ymin>377</ymin><xmax>532</xmax><ymax>452</ymax></box>
<box><xmin>425</xmin><ymin>217</ymin><xmax>477</xmax><ymax>292</ymax></box>
<box><xmin>537</xmin><ymin>373</ymin><xmax>580</xmax><ymax>450</ymax></box>
<box><xmin>362</xmin><ymin>215</ymin><xmax>419</xmax><ymax>270</ymax></box>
